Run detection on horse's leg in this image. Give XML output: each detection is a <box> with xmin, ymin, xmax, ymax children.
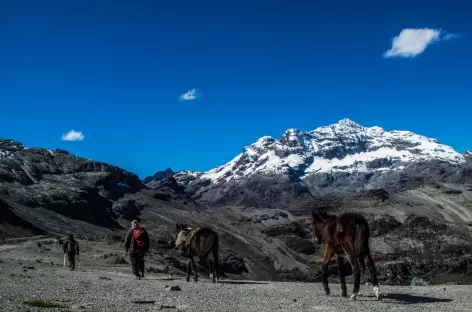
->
<box><xmin>365</xmin><ymin>253</ymin><xmax>382</xmax><ymax>300</ymax></box>
<box><xmin>322</xmin><ymin>246</ymin><xmax>334</xmax><ymax>296</ymax></box>
<box><xmin>208</xmin><ymin>258</ymin><xmax>216</xmax><ymax>283</ymax></box>
<box><xmin>212</xmin><ymin>243</ymin><xmax>220</xmax><ymax>282</ymax></box>
<box><xmin>186</xmin><ymin>259</ymin><xmax>192</xmax><ymax>282</ymax></box>
<box><xmin>337</xmin><ymin>255</ymin><xmax>348</xmax><ymax>297</ymax></box>
<box><xmin>343</xmin><ymin>243</ymin><xmax>361</xmax><ymax>300</ymax></box>
<box><xmin>191</xmin><ymin>258</ymin><xmax>198</xmax><ymax>282</ymax></box>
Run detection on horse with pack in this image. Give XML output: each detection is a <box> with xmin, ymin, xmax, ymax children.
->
<box><xmin>175</xmin><ymin>224</ymin><xmax>220</xmax><ymax>283</ymax></box>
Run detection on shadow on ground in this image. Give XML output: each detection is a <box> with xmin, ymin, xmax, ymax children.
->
<box><xmin>217</xmin><ymin>280</ymin><xmax>270</xmax><ymax>285</ymax></box>
<box><xmin>381</xmin><ymin>293</ymin><xmax>453</xmax><ymax>304</ymax></box>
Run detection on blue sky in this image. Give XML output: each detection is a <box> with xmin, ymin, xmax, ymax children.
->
<box><xmin>1</xmin><ymin>0</ymin><xmax>471</xmax><ymax>178</ymax></box>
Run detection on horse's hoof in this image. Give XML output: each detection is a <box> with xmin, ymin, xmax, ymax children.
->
<box><xmin>350</xmin><ymin>293</ymin><xmax>358</xmax><ymax>300</ymax></box>
<box><xmin>324</xmin><ymin>289</ymin><xmax>330</xmax><ymax>296</ymax></box>
<box><xmin>373</xmin><ymin>286</ymin><xmax>382</xmax><ymax>300</ymax></box>
<box><xmin>341</xmin><ymin>292</ymin><xmax>348</xmax><ymax>298</ymax></box>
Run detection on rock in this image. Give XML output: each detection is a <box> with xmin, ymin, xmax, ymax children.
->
<box><xmin>95</xmin><ymin>253</ymin><xmax>128</xmax><ymax>265</ymax></box>
<box><xmin>278</xmin><ymin>235</ymin><xmax>317</xmax><ymax>255</ymax></box>
<box><xmin>164</xmin><ymin>257</ymin><xmax>188</xmax><ymax>273</ymax></box>
<box><xmin>152</xmin><ymin>168</ymin><xmax>175</xmax><ymax>182</ymax></box>
<box><xmin>221</xmin><ymin>251</ymin><xmax>248</xmax><ymax>275</ymax></box>
<box><xmin>71</xmin><ymin>305</ymin><xmax>86</xmax><ymax>310</ymax></box>
<box><xmin>262</xmin><ymin>222</ymin><xmax>307</xmax><ymax>238</ymax></box>
<box><xmin>146</xmin><ymin>266</ymin><xmax>170</xmax><ymax>274</ymax></box>
<box><xmin>410</xmin><ymin>277</ymin><xmax>431</xmax><ymax>286</ymax></box>
<box><xmin>160</xmin><ymin>305</ymin><xmax>177</xmax><ymax>309</ymax></box>
<box><xmin>98</xmin><ymin>276</ymin><xmax>112</xmax><ymax>280</ymax></box>
<box><xmin>165</xmin><ymin>285</ymin><xmax>181</xmax><ymax>291</ymax></box>
<box><xmin>370</xmin><ymin>215</ymin><xmax>402</xmax><ymax>237</ymax></box>
<box><xmin>112</xmin><ymin>198</ymin><xmax>144</xmax><ymax>220</ymax></box>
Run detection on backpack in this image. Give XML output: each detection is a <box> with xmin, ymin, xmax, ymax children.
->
<box><xmin>132</xmin><ymin>227</ymin><xmax>147</xmax><ymax>249</ymax></box>
<box><xmin>67</xmin><ymin>240</ymin><xmax>77</xmax><ymax>254</ymax></box>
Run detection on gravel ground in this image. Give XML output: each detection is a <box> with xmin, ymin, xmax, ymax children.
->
<box><xmin>1</xmin><ymin>257</ymin><xmax>472</xmax><ymax>312</ymax></box>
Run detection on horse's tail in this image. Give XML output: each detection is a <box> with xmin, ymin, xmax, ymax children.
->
<box><xmin>354</xmin><ymin>221</ymin><xmax>369</xmax><ymax>273</ymax></box>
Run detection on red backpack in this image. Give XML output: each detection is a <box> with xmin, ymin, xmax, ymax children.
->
<box><xmin>132</xmin><ymin>227</ymin><xmax>147</xmax><ymax>249</ymax></box>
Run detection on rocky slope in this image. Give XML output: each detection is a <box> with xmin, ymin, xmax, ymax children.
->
<box><xmin>0</xmin><ymin>138</ymin><xmax>145</xmax><ymax>238</ymax></box>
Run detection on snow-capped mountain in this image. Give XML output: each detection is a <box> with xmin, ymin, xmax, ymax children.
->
<box><xmin>199</xmin><ymin>118</ymin><xmax>465</xmax><ymax>184</ymax></box>
<box><xmin>144</xmin><ymin>168</ymin><xmax>201</xmax><ymax>186</ymax></box>
<box><xmin>144</xmin><ymin>119</ymin><xmax>470</xmax><ymax>208</ymax></box>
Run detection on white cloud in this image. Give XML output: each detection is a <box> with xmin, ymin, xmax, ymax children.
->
<box><xmin>383</xmin><ymin>28</ymin><xmax>459</xmax><ymax>58</ymax></box>
<box><xmin>179</xmin><ymin>88</ymin><xmax>201</xmax><ymax>101</ymax></box>
<box><xmin>61</xmin><ymin>130</ymin><xmax>84</xmax><ymax>141</ymax></box>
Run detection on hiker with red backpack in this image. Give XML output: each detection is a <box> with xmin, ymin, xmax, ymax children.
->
<box><xmin>124</xmin><ymin>220</ymin><xmax>150</xmax><ymax>279</ymax></box>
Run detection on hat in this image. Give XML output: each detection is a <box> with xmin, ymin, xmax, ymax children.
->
<box><xmin>131</xmin><ymin>220</ymin><xmax>140</xmax><ymax>228</ymax></box>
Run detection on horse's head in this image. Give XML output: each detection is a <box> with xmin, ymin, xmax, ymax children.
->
<box><xmin>311</xmin><ymin>210</ymin><xmax>335</xmax><ymax>244</ymax></box>
<box><xmin>175</xmin><ymin>223</ymin><xmax>190</xmax><ymax>250</ymax></box>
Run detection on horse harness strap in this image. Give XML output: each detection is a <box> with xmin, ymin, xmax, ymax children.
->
<box><xmin>183</xmin><ymin>227</ymin><xmax>201</xmax><ymax>249</ymax></box>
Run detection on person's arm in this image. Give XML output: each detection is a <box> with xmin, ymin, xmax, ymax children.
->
<box><xmin>123</xmin><ymin>230</ymin><xmax>131</xmax><ymax>252</ymax></box>
<box><xmin>144</xmin><ymin>229</ymin><xmax>150</xmax><ymax>253</ymax></box>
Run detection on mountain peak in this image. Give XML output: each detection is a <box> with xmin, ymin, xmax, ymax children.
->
<box><xmin>335</xmin><ymin>118</ymin><xmax>361</xmax><ymax>128</ymax></box>
<box><xmin>252</xmin><ymin>136</ymin><xmax>276</xmax><ymax>149</ymax></box>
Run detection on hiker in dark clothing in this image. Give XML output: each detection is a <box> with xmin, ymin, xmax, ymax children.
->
<box><xmin>63</xmin><ymin>234</ymin><xmax>79</xmax><ymax>271</ymax></box>
<box><xmin>124</xmin><ymin>220</ymin><xmax>150</xmax><ymax>279</ymax></box>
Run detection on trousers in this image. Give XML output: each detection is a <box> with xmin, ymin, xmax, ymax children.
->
<box><xmin>129</xmin><ymin>249</ymin><xmax>145</xmax><ymax>277</ymax></box>
<box><xmin>67</xmin><ymin>252</ymin><xmax>76</xmax><ymax>271</ymax></box>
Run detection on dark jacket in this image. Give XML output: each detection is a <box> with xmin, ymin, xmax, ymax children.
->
<box><xmin>63</xmin><ymin>239</ymin><xmax>79</xmax><ymax>255</ymax></box>
<box><xmin>124</xmin><ymin>227</ymin><xmax>150</xmax><ymax>253</ymax></box>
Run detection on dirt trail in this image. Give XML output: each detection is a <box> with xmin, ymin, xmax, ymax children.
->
<box><xmin>1</xmin><ymin>238</ymin><xmax>472</xmax><ymax>312</ymax></box>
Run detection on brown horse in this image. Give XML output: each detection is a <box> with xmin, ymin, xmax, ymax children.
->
<box><xmin>311</xmin><ymin>211</ymin><xmax>381</xmax><ymax>300</ymax></box>
<box><xmin>175</xmin><ymin>224</ymin><xmax>220</xmax><ymax>283</ymax></box>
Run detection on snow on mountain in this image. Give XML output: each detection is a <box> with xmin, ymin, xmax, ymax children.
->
<box><xmin>173</xmin><ymin>170</ymin><xmax>202</xmax><ymax>186</ymax></box>
<box><xmin>0</xmin><ymin>139</ymin><xmax>25</xmax><ymax>158</ymax></box>
<box><xmin>200</xmin><ymin>118</ymin><xmax>465</xmax><ymax>183</ymax></box>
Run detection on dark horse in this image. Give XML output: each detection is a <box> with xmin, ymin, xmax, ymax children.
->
<box><xmin>311</xmin><ymin>211</ymin><xmax>382</xmax><ymax>300</ymax></box>
<box><xmin>175</xmin><ymin>224</ymin><xmax>220</xmax><ymax>283</ymax></box>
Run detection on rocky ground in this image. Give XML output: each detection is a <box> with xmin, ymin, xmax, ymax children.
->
<box><xmin>1</xmin><ymin>237</ymin><xmax>472</xmax><ymax>312</ymax></box>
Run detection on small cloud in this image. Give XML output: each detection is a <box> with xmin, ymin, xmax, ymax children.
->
<box><xmin>179</xmin><ymin>88</ymin><xmax>202</xmax><ymax>101</ymax></box>
<box><xmin>442</xmin><ymin>33</ymin><xmax>463</xmax><ymax>41</ymax></box>
<box><xmin>383</xmin><ymin>28</ymin><xmax>460</xmax><ymax>58</ymax></box>
<box><xmin>61</xmin><ymin>130</ymin><xmax>84</xmax><ymax>141</ymax></box>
